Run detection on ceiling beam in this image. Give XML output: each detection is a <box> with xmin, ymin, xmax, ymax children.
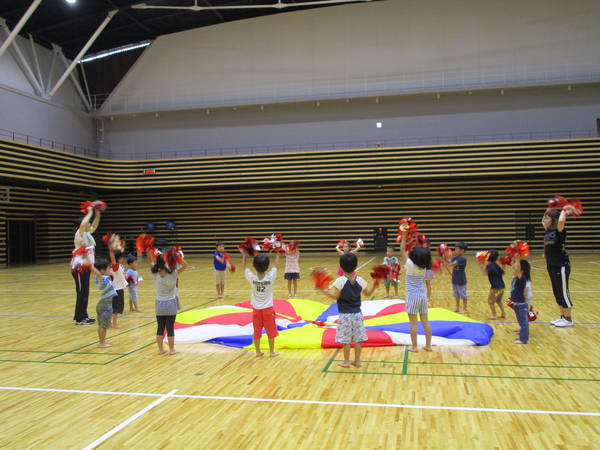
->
<box><xmin>0</xmin><ymin>0</ymin><xmax>43</xmax><ymax>57</ymax></box>
<box><xmin>49</xmin><ymin>10</ymin><xmax>118</xmax><ymax>97</ymax></box>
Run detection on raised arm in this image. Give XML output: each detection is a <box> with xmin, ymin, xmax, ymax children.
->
<box><xmin>335</xmin><ymin>244</ymin><xmax>344</xmax><ymax>255</ymax></box>
<box><xmin>176</xmin><ymin>259</ymin><xmax>188</xmax><ymax>274</ymax></box>
<box><xmin>77</xmin><ymin>206</ymin><xmax>93</xmax><ymax>238</ymax></box>
<box><xmin>557</xmin><ymin>206</ymin><xmax>571</xmax><ymax>232</ymax></box>
<box><xmin>89</xmin><ymin>210</ymin><xmax>101</xmax><ymax>233</ymax></box>
<box><xmin>399</xmin><ymin>231</ymin><xmax>408</xmax><ymax>264</ymax></box>
<box><xmin>478</xmin><ymin>261</ymin><xmax>488</xmax><ymax>275</ymax></box>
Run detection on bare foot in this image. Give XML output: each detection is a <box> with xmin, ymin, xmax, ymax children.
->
<box><xmin>499</xmin><ymin>315</ymin><xmax>506</xmax><ymax>318</ymax></box>
<box><xmin>352</xmin><ymin>361</ymin><xmax>362</xmax><ymax>367</ymax></box>
<box><xmin>98</xmin><ymin>342</ymin><xmax>113</xmax><ymax>348</ymax></box>
<box><xmin>453</xmin><ymin>309</ymin><xmax>459</xmax><ymax>313</ymax></box>
<box><xmin>338</xmin><ymin>361</ymin><xmax>350</xmax><ymax>368</ymax></box>
<box><xmin>255</xmin><ymin>352</ymin><xmax>264</xmax><ymax>357</ymax></box>
<box><xmin>158</xmin><ymin>349</ymin><xmax>167</xmax><ymax>355</ymax></box>
<box><xmin>488</xmin><ymin>316</ymin><xmax>498</xmax><ymax>320</ymax></box>
<box><xmin>135</xmin><ymin>308</ymin><xmax>143</xmax><ymax>312</ymax></box>
<box><xmin>424</xmin><ymin>346</ymin><xmax>433</xmax><ymax>352</ymax></box>
<box><xmin>111</xmin><ymin>324</ymin><xmax>122</xmax><ymax>329</ymax></box>
<box><xmin>270</xmin><ymin>352</ymin><xmax>279</xmax><ymax>358</ymax></box>
<box><xmin>460</xmin><ymin>310</ymin><xmax>468</xmax><ymax>314</ymax></box>
<box><xmin>168</xmin><ymin>350</ymin><xmax>178</xmax><ymax>355</ymax></box>
<box><xmin>408</xmin><ymin>347</ymin><xmax>419</xmax><ymax>352</ymax></box>
<box><xmin>513</xmin><ymin>340</ymin><xmax>526</xmax><ymax>344</ymax></box>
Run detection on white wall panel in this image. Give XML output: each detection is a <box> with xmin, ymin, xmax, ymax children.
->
<box><xmin>103</xmin><ymin>0</ymin><xmax>600</xmax><ymax>114</ymax></box>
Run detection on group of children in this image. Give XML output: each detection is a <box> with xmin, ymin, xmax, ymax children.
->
<box><xmin>89</xmin><ymin>231</ymin><xmax>535</xmax><ymax>357</ymax></box>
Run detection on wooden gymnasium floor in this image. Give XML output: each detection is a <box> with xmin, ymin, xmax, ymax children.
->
<box><xmin>0</xmin><ymin>252</ymin><xmax>599</xmax><ymax>449</ymax></box>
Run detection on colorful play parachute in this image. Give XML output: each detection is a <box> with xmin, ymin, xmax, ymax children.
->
<box><xmin>173</xmin><ymin>299</ymin><xmax>493</xmax><ymax>349</ymax></box>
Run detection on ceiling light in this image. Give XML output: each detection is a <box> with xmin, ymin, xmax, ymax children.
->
<box><xmin>79</xmin><ymin>40</ymin><xmax>151</xmax><ymax>63</ymax></box>
<box><xmin>65</xmin><ymin>0</ymin><xmax>77</xmax><ymax>4</ymax></box>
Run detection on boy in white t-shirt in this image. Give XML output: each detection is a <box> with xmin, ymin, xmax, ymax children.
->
<box><xmin>243</xmin><ymin>251</ymin><xmax>280</xmax><ymax>357</ymax></box>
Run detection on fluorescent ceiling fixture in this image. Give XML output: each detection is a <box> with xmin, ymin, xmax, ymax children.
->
<box><xmin>79</xmin><ymin>40</ymin><xmax>151</xmax><ymax>63</ymax></box>
<box><xmin>65</xmin><ymin>0</ymin><xmax>77</xmax><ymax>4</ymax></box>
<box><xmin>132</xmin><ymin>0</ymin><xmax>372</xmax><ymax>11</ymax></box>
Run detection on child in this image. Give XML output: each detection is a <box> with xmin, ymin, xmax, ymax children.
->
<box><xmin>400</xmin><ymin>230</ymin><xmax>433</xmax><ymax>352</ymax></box>
<box><xmin>243</xmin><ymin>251</ymin><xmax>280</xmax><ymax>357</ymax></box>
<box><xmin>335</xmin><ymin>240</ymin><xmax>360</xmax><ymax>276</ymax></box>
<box><xmin>284</xmin><ymin>240</ymin><xmax>300</xmax><ymax>298</ymax></box>
<box><xmin>214</xmin><ymin>241</ymin><xmax>227</xmax><ymax>298</ymax></box>
<box><xmin>152</xmin><ymin>254</ymin><xmax>187</xmax><ymax>355</ymax></box>
<box><xmin>318</xmin><ymin>253</ymin><xmax>377</xmax><ymax>368</ymax></box>
<box><xmin>382</xmin><ymin>246</ymin><xmax>400</xmax><ymax>298</ymax></box>
<box><xmin>447</xmin><ymin>242</ymin><xmax>468</xmax><ymax>313</ymax></box>
<box><xmin>109</xmin><ymin>249</ymin><xmax>127</xmax><ymax>329</ymax></box>
<box><xmin>478</xmin><ymin>250</ymin><xmax>506</xmax><ymax>319</ymax></box>
<box><xmin>91</xmin><ymin>258</ymin><xmax>117</xmax><ymax>347</ymax></box>
<box><xmin>126</xmin><ymin>255</ymin><xmax>142</xmax><ymax>312</ymax></box>
<box><xmin>510</xmin><ymin>258</ymin><xmax>530</xmax><ymax>344</ymax></box>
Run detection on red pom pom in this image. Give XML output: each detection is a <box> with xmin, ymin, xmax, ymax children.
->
<box><xmin>223</xmin><ymin>252</ymin><xmax>231</xmax><ymax>262</ymax></box>
<box><xmin>148</xmin><ymin>248</ymin><xmax>161</xmax><ymax>263</ymax></box>
<box><xmin>431</xmin><ymin>259</ymin><xmax>443</xmax><ymax>273</ymax></box>
<box><xmin>163</xmin><ymin>246</ymin><xmax>184</xmax><ymax>271</ymax></box>
<box><xmin>506</xmin><ymin>241</ymin><xmax>530</xmax><ymax>258</ymax></box>
<box><xmin>370</xmin><ymin>265</ymin><xmax>390</xmax><ymax>280</ymax></box>
<box><xmin>528</xmin><ymin>308</ymin><xmax>538</xmax><ymax>322</ymax></box>
<box><xmin>136</xmin><ymin>234</ymin><xmax>151</xmax><ymax>254</ymax></box>
<box><xmin>102</xmin><ymin>233</ymin><xmax>113</xmax><ymax>245</ymax></box>
<box><xmin>103</xmin><ymin>233</ymin><xmax>124</xmax><ymax>251</ymax></box>
<box><xmin>93</xmin><ymin>200</ymin><xmax>107</xmax><ymax>211</ymax></box>
<box><xmin>238</xmin><ymin>238</ymin><xmax>260</xmax><ymax>256</ymax></box>
<box><xmin>547</xmin><ymin>195</ymin><xmax>568</xmax><ymax>209</ymax></box>
<box><xmin>337</xmin><ymin>239</ymin><xmax>347</xmax><ymax>247</ymax></box>
<box><xmin>476</xmin><ymin>250</ymin><xmax>489</xmax><ymax>263</ymax></box>
<box><xmin>437</xmin><ymin>243</ymin><xmax>453</xmax><ymax>260</ymax></box>
<box><xmin>229</xmin><ymin>263</ymin><xmax>236</xmax><ymax>273</ymax></box>
<box><xmin>72</xmin><ymin>246</ymin><xmax>88</xmax><ymax>257</ymax></box>
<box><xmin>506</xmin><ymin>299</ymin><xmax>515</xmax><ymax>309</ymax></box>
<box><xmin>79</xmin><ymin>200</ymin><xmax>107</xmax><ymax>214</ymax></box>
<box><xmin>567</xmin><ymin>198</ymin><xmax>583</xmax><ymax>216</ymax></box>
<box><xmin>398</xmin><ymin>217</ymin><xmax>418</xmax><ymax>232</ymax></box>
<box><xmin>312</xmin><ymin>268</ymin><xmax>333</xmax><ymax>290</ymax></box>
<box><xmin>498</xmin><ymin>255</ymin><xmax>512</xmax><ymax>266</ymax></box>
<box><xmin>79</xmin><ymin>200</ymin><xmax>94</xmax><ymax>214</ymax></box>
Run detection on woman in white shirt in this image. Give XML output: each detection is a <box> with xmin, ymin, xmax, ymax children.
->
<box><xmin>72</xmin><ymin>204</ymin><xmax>101</xmax><ymax>325</ymax></box>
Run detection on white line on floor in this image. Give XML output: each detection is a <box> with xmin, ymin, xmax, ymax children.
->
<box><xmin>82</xmin><ymin>389</ymin><xmax>178</xmax><ymax>450</ymax></box>
<box><xmin>0</xmin><ymin>386</ymin><xmax>598</xmax><ymax>417</ymax></box>
<box><xmin>356</xmin><ymin>256</ymin><xmax>376</xmax><ymax>272</ymax></box>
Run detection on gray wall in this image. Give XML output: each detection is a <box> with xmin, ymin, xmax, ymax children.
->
<box><xmin>103</xmin><ymin>0</ymin><xmax>600</xmax><ymax>114</ymax></box>
<box><xmin>0</xmin><ymin>34</ymin><xmax>95</xmax><ymax>152</ymax></box>
<box><xmin>102</xmin><ymin>84</ymin><xmax>600</xmax><ymax>159</ymax></box>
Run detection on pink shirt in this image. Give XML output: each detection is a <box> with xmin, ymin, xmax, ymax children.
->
<box><xmin>285</xmin><ymin>252</ymin><xmax>300</xmax><ymax>273</ymax></box>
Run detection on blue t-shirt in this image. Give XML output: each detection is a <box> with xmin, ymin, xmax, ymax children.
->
<box><xmin>451</xmin><ymin>256</ymin><xmax>467</xmax><ymax>285</ymax></box>
<box><xmin>125</xmin><ymin>268</ymin><xmax>139</xmax><ymax>287</ymax></box>
<box><xmin>214</xmin><ymin>251</ymin><xmax>227</xmax><ymax>271</ymax></box>
<box><xmin>334</xmin><ymin>276</ymin><xmax>367</xmax><ymax>314</ymax></box>
<box><xmin>95</xmin><ymin>275</ymin><xmax>117</xmax><ymax>302</ymax></box>
<box><xmin>486</xmin><ymin>262</ymin><xmax>505</xmax><ymax>289</ymax></box>
<box><xmin>510</xmin><ymin>276</ymin><xmax>527</xmax><ymax>303</ymax></box>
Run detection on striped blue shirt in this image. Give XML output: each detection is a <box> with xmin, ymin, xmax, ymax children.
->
<box><xmin>95</xmin><ymin>275</ymin><xmax>117</xmax><ymax>302</ymax></box>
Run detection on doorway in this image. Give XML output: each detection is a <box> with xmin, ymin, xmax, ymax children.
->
<box><xmin>8</xmin><ymin>220</ymin><xmax>36</xmax><ymax>264</ymax></box>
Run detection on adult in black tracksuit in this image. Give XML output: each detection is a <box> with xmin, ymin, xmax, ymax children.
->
<box><xmin>542</xmin><ymin>206</ymin><xmax>575</xmax><ymax>327</ymax></box>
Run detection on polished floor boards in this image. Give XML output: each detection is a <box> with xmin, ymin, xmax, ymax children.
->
<box><xmin>0</xmin><ymin>252</ymin><xmax>599</xmax><ymax>448</ymax></box>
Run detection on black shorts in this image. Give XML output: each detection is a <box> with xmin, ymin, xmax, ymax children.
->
<box><xmin>112</xmin><ymin>289</ymin><xmax>125</xmax><ymax>314</ymax></box>
<box><xmin>284</xmin><ymin>272</ymin><xmax>300</xmax><ymax>280</ymax></box>
<box><xmin>547</xmin><ymin>264</ymin><xmax>573</xmax><ymax>308</ymax></box>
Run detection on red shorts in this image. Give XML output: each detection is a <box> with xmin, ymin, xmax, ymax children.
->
<box><xmin>252</xmin><ymin>307</ymin><xmax>279</xmax><ymax>339</ymax></box>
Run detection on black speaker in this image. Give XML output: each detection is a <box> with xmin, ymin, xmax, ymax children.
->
<box><xmin>373</xmin><ymin>227</ymin><xmax>388</xmax><ymax>251</ymax></box>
